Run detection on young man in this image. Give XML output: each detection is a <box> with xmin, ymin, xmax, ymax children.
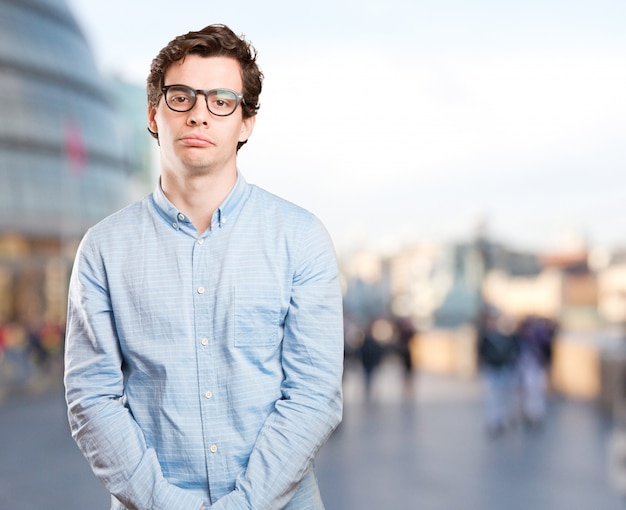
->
<box><xmin>64</xmin><ymin>24</ymin><xmax>344</xmax><ymax>509</ymax></box>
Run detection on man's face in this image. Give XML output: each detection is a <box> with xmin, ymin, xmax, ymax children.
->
<box><xmin>148</xmin><ymin>54</ymin><xmax>255</xmax><ymax>177</ymax></box>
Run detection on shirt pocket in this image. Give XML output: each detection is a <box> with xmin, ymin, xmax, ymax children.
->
<box><xmin>234</xmin><ymin>285</ymin><xmax>283</xmax><ymax>348</ymax></box>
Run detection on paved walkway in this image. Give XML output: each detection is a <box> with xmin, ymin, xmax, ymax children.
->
<box><xmin>316</xmin><ymin>359</ymin><xmax>626</xmax><ymax>509</ymax></box>
<box><xmin>1</xmin><ymin>359</ymin><xmax>625</xmax><ymax>509</ymax></box>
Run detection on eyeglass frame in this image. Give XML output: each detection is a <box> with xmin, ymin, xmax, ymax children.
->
<box><xmin>161</xmin><ymin>85</ymin><xmax>245</xmax><ymax>117</ymax></box>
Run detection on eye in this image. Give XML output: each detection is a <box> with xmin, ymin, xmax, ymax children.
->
<box><xmin>208</xmin><ymin>90</ymin><xmax>237</xmax><ymax>112</ymax></box>
<box><xmin>171</xmin><ymin>95</ymin><xmax>190</xmax><ymax>104</ymax></box>
<box><xmin>165</xmin><ymin>86</ymin><xmax>195</xmax><ymax>110</ymax></box>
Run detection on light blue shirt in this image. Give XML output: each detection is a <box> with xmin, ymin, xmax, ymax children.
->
<box><xmin>64</xmin><ymin>174</ymin><xmax>344</xmax><ymax>509</ymax></box>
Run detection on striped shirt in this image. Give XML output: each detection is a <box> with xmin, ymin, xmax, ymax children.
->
<box><xmin>64</xmin><ymin>173</ymin><xmax>344</xmax><ymax>509</ymax></box>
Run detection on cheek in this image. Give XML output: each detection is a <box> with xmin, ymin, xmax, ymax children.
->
<box><xmin>150</xmin><ymin>104</ymin><xmax>178</xmax><ymax>134</ymax></box>
<box><xmin>153</xmin><ymin>114</ymin><xmax>180</xmax><ymax>144</ymax></box>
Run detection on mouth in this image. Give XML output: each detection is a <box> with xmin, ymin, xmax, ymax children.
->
<box><xmin>180</xmin><ymin>135</ymin><xmax>213</xmax><ymax>147</ymax></box>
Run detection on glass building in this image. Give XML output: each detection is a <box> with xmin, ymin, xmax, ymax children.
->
<box><xmin>0</xmin><ymin>0</ymin><xmax>146</xmax><ymax>353</ymax></box>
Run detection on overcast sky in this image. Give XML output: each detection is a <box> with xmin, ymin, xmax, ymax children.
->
<box><xmin>67</xmin><ymin>0</ymin><xmax>626</xmax><ymax>255</ymax></box>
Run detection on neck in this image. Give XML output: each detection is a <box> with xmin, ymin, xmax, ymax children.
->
<box><xmin>160</xmin><ymin>168</ymin><xmax>237</xmax><ymax>234</ymax></box>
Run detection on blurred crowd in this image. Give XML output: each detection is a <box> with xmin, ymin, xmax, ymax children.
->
<box><xmin>343</xmin><ymin>306</ymin><xmax>559</xmax><ymax>440</ymax></box>
<box><xmin>0</xmin><ymin>320</ymin><xmax>65</xmax><ymax>391</ymax></box>
<box><xmin>344</xmin><ymin>314</ymin><xmax>418</xmax><ymax>402</ymax></box>
<box><xmin>476</xmin><ymin>306</ymin><xmax>558</xmax><ymax>437</ymax></box>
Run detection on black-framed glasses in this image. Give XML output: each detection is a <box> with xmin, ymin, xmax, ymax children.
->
<box><xmin>162</xmin><ymin>85</ymin><xmax>244</xmax><ymax>116</ymax></box>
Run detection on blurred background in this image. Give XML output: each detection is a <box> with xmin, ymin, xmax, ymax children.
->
<box><xmin>1</xmin><ymin>0</ymin><xmax>626</xmax><ymax>508</ymax></box>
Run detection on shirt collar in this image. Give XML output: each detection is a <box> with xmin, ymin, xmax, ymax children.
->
<box><xmin>152</xmin><ymin>172</ymin><xmax>250</xmax><ymax>233</ymax></box>
<box><xmin>215</xmin><ymin>172</ymin><xmax>249</xmax><ymax>229</ymax></box>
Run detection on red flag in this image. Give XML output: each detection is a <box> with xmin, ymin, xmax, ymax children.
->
<box><xmin>64</xmin><ymin>118</ymin><xmax>87</xmax><ymax>177</ymax></box>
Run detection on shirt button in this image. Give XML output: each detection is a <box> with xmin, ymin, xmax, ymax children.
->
<box><xmin>201</xmin><ymin>337</ymin><xmax>209</xmax><ymax>346</ymax></box>
<box><xmin>197</xmin><ymin>286</ymin><xmax>205</xmax><ymax>294</ymax></box>
<box><xmin>172</xmin><ymin>222</ymin><xmax>178</xmax><ymax>229</ymax></box>
<box><xmin>205</xmin><ymin>390</ymin><xmax>213</xmax><ymax>399</ymax></box>
<box><xmin>198</xmin><ymin>238</ymin><xmax>204</xmax><ymax>245</ymax></box>
<box><xmin>178</xmin><ymin>213</ymin><xmax>185</xmax><ymax>221</ymax></box>
<box><xmin>210</xmin><ymin>444</ymin><xmax>218</xmax><ymax>453</ymax></box>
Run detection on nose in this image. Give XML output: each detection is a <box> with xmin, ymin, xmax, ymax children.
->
<box><xmin>187</xmin><ymin>93</ymin><xmax>211</xmax><ymax>126</ymax></box>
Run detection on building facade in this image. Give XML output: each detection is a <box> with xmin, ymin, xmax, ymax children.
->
<box><xmin>0</xmin><ymin>0</ymin><xmax>146</xmax><ymax>357</ymax></box>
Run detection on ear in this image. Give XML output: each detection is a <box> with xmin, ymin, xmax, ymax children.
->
<box><xmin>238</xmin><ymin>115</ymin><xmax>256</xmax><ymax>143</ymax></box>
<box><xmin>147</xmin><ymin>101</ymin><xmax>158</xmax><ymax>135</ymax></box>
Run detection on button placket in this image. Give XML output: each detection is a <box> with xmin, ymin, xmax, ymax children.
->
<box><xmin>192</xmin><ymin>225</ymin><xmax>219</xmax><ymax>463</ymax></box>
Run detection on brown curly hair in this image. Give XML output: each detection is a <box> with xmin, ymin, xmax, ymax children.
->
<box><xmin>147</xmin><ymin>24</ymin><xmax>263</xmax><ymax>148</ymax></box>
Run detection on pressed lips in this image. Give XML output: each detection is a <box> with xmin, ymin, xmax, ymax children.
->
<box><xmin>180</xmin><ymin>134</ymin><xmax>213</xmax><ymax>147</ymax></box>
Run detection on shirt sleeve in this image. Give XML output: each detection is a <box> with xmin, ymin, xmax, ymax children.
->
<box><xmin>210</xmin><ymin>216</ymin><xmax>344</xmax><ymax>510</ymax></box>
<box><xmin>64</xmin><ymin>231</ymin><xmax>205</xmax><ymax>510</ymax></box>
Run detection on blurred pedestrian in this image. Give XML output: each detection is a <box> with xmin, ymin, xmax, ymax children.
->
<box><xmin>394</xmin><ymin>316</ymin><xmax>418</xmax><ymax>398</ymax></box>
<box><xmin>477</xmin><ymin>307</ymin><xmax>520</xmax><ymax>437</ymax></box>
<box><xmin>343</xmin><ymin>312</ymin><xmax>364</xmax><ymax>367</ymax></box>
<box><xmin>516</xmin><ymin>316</ymin><xmax>557</xmax><ymax>428</ymax></box>
<box><xmin>64</xmin><ymin>24</ymin><xmax>343</xmax><ymax>510</ymax></box>
<box><xmin>359</xmin><ymin>318</ymin><xmax>388</xmax><ymax>401</ymax></box>
<box><xmin>0</xmin><ymin>322</ymin><xmax>31</xmax><ymax>383</ymax></box>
